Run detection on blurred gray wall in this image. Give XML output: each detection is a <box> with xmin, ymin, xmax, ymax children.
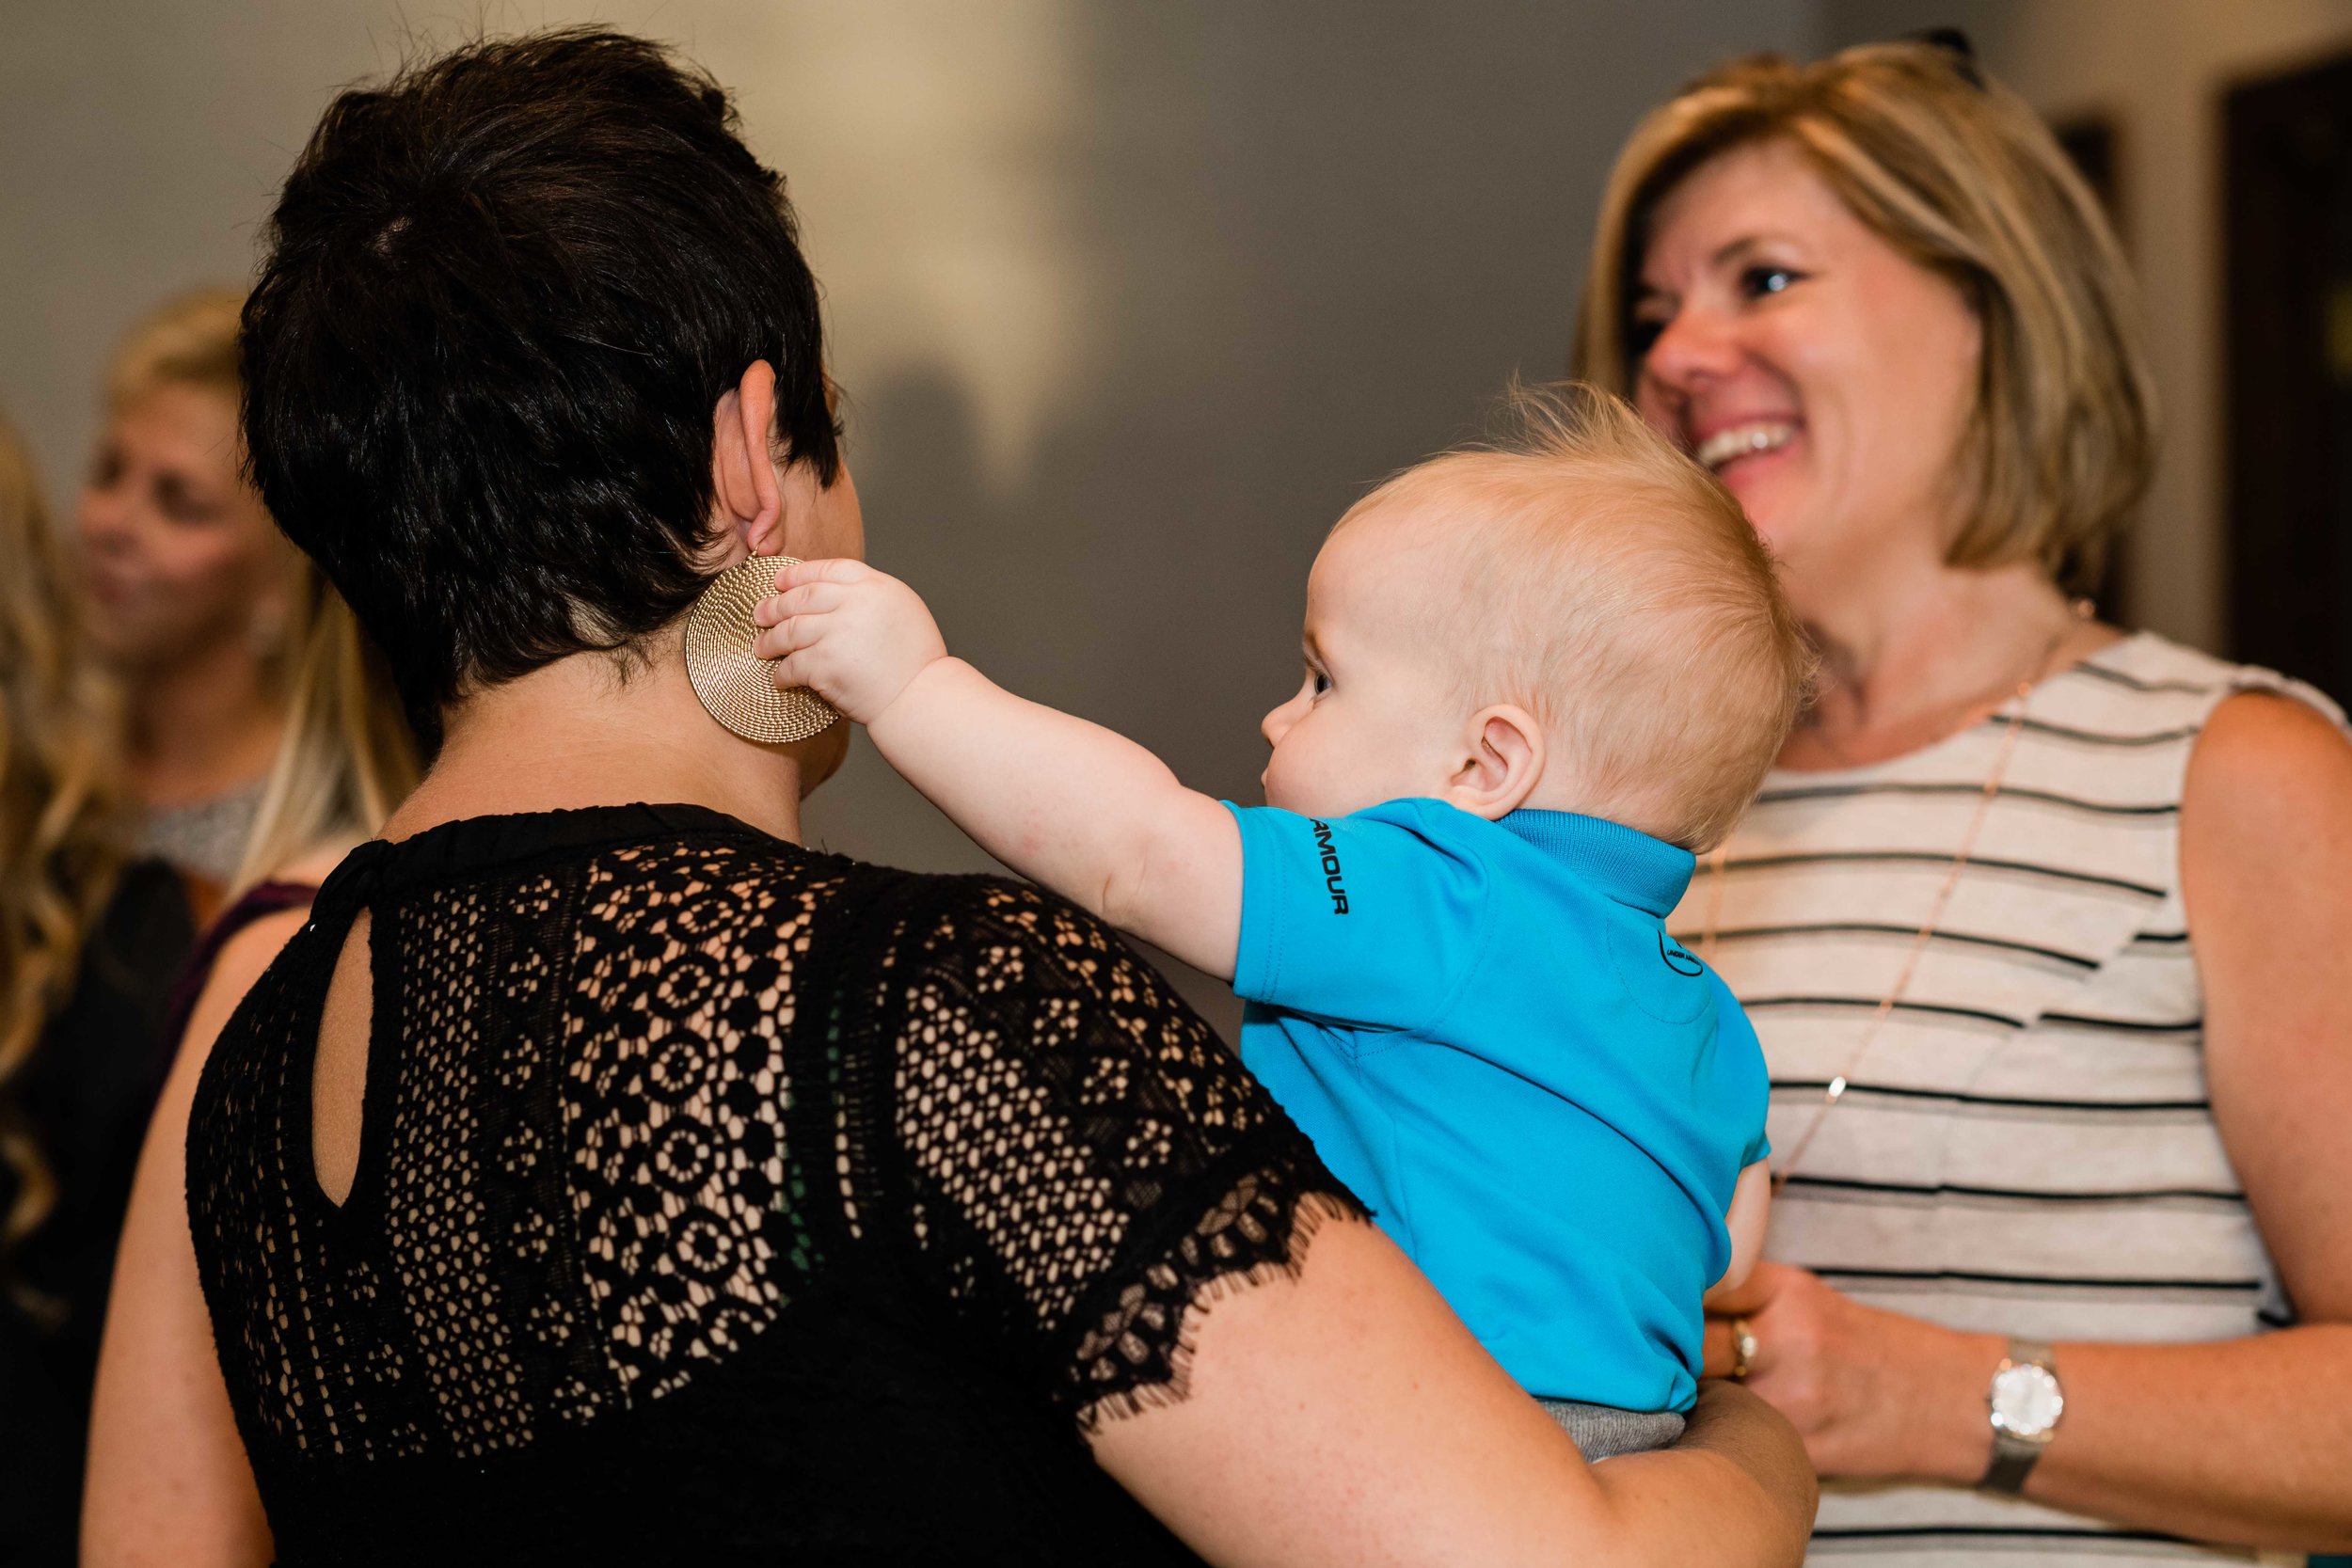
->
<box><xmin>0</xmin><ymin>1</ymin><xmax>1815</xmax><ymax>1024</ymax></box>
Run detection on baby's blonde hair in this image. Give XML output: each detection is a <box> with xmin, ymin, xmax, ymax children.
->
<box><xmin>1341</xmin><ymin>383</ymin><xmax>1810</xmax><ymax>851</ymax></box>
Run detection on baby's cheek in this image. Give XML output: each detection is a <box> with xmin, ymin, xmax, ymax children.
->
<box><xmin>1259</xmin><ymin>737</ymin><xmax>1309</xmax><ymax>812</ymax></box>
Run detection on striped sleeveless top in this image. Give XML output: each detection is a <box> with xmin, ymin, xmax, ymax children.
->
<box><xmin>1667</xmin><ymin>632</ymin><xmax>2338</xmax><ymax>1568</ymax></box>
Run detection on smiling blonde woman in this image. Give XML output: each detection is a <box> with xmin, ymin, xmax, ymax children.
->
<box><xmin>1578</xmin><ymin>38</ymin><xmax>2352</xmax><ymax>1567</ymax></box>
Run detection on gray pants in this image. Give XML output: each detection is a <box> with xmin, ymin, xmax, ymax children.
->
<box><xmin>1538</xmin><ymin>1399</ymin><xmax>1686</xmax><ymax>1461</ymax></box>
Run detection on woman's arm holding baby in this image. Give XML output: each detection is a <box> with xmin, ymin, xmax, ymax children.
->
<box><xmin>758</xmin><ymin>559</ymin><xmax>1244</xmax><ymax>978</ymax></box>
<box><xmin>1094</xmin><ymin>1214</ymin><xmax>1816</xmax><ymax>1568</ymax></box>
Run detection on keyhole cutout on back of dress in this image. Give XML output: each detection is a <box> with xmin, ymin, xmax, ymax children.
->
<box><xmin>313</xmin><ymin>911</ymin><xmax>373</xmax><ymax>1208</ymax></box>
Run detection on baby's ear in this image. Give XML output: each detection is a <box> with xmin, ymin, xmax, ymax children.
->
<box><xmin>1446</xmin><ymin>705</ymin><xmax>1546</xmax><ymax>820</ymax></box>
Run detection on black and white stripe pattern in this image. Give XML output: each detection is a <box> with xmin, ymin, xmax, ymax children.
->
<box><xmin>1671</xmin><ymin>633</ymin><xmax>2337</xmax><ymax>1568</ymax></box>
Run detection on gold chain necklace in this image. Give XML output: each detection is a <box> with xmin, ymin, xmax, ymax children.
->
<box><xmin>1699</xmin><ymin>609</ymin><xmax>2089</xmax><ymax>1193</ymax></box>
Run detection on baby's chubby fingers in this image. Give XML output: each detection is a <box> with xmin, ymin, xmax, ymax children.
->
<box><xmin>752</xmin><ymin>559</ymin><xmax>856</xmax><ymax>635</ymax></box>
<box><xmin>769</xmin><ymin>556</ymin><xmax>871</xmax><ymax>595</ymax></box>
<box><xmin>767</xmin><ymin>647</ymin><xmax>821</xmax><ymax>699</ymax></box>
<box><xmin>750</xmin><ymin>560</ymin><xmax>949</xmax><ymax>726</ymax></box>
<box><xmin>752</xmin><ymin>582</ymin><xmax>843</xmax><ymax>659</ymax></box>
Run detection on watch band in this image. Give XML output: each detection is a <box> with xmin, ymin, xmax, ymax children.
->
<box><xmin>1980</xmin><ymin>1338</ymin><xmax>2059</xmax><ymax>1494</ymax></box>
<box><xmin>1981</xmin><ymin>1435</ymin><xmax>2042</xmax><ymax>1493</ymax></box>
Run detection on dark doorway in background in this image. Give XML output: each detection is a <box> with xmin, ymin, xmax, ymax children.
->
<box><xmin>2050</xmin><ymin>114</ymin><xmax>2133</xmax><ymax>626</ymax></box>
<box><xmin>2224</xmin><ymin>50</ymin><xmax>2352</xmax><ymax>693</ymax></box>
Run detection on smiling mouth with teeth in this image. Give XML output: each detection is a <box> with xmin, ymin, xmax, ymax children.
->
<box><xmin>1693</xmin><ymin>422</ymin><xmax>1797</xmax><ymax>472</ymax></box>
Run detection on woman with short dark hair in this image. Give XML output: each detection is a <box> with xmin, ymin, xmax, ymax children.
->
<box><xmin>87</xmin><ymin>29</ymin><xmax>1816</xmax><ymax>1566</ymax></box>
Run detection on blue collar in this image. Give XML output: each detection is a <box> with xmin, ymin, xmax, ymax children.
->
<box><xmin>1495</xmin><ymin>809</ymin><xmax>1694</xmax><ymax>918</ymax></box>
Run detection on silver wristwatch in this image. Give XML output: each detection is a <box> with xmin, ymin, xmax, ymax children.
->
<box><xmin>1982</xmin><ymin>1338</ymin><xmax>2063</xmax><ymax>1493</ymax></box>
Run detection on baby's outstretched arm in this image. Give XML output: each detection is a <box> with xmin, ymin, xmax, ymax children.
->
<box><xmin>755</xmin><ymin>559</ymin><xmax>1243</xmax><ymax>979</ymax></box>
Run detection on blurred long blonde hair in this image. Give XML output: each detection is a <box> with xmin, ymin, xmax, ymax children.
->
<box><xmin>230</xmin><ymin>563</ymin><xmax>421</xmax><ymax>895</ymax></box>
<box><xmin>0</xmin><ymin>414</ymin><xmax>130</xmax><ymax>1288</ymax></box>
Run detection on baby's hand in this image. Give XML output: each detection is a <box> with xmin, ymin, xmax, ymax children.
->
<box><xmin>754</xmin><ymin>559</ymin><xmax>947</xmax><ymax>725</ymax></box>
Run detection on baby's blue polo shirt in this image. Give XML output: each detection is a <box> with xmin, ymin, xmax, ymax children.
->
<box><xmin>1223</xmin><ymin>797</ymin><xmax>1768</xmax><ymax>1413</ymax></box>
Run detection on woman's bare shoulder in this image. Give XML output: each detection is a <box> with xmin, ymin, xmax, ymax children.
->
<box><xmin>180</xmin><ymin>907</ymin><xmax>314</xmax><ymax>1071</ymax></box>
<box><xmin>2186</xmin><ymin>689</ymin><xmax>2352</xmax><ymax>837</ymax></box>
<box><xmin>266</xmin><ymin>838</ymin><xmax>361</xmax><ymax>888</ymax></box>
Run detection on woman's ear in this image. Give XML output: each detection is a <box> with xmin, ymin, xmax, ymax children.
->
<box><xmin>1444</xmin><ymin>705</ymin><xmax>1547</xmax><ymax>820</ymax></box>
<box><xmin>710</xmin><ymin>360</ymin><xmax>784</xmax><ymax>555</ymax></box>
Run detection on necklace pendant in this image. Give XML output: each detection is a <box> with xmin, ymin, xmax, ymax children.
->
<box><xmin>1701</xmin><ymin>627</ymin><xmax>2064</xmax><ymax>1188</ymax></box>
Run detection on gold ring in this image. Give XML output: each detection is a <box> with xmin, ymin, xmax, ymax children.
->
<box><xmin>1728</xmin><ymin>1317</ymin><xmax>1758</xmax><ymax>1383</ymax></box>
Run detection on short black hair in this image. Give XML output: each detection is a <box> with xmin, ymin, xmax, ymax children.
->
<box><xmin>242</xmin><ymin>27</ymin><xmax>841</xmax><ymax>741</ymax></box>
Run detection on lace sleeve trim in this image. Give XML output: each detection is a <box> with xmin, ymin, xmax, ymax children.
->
<box><xmin>863</xmin><ymin>874</ymin><xmax>1370</xmax><ymax>1433</ymax></box>
<box><xmin>1071</xmin><ymin>1166</ymin><xmax>1365</xmax><ymax>1433</ymax></box>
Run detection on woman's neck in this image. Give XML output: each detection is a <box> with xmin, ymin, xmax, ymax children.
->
<box><xmin>127</xmin><ymin>635</ymin><xmax>284</xmax><ymax>810</ymax></box>
<box><xmin>1784</xmin><ymin>557</ymin><xmax>2116</xmax><ymax>771</ymax></box>
<box><xmin>382</xmin><ymin>631</ymin><xmax>815</xmax><ymax>846</ymax></box>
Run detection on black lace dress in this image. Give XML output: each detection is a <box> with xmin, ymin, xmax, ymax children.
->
<box><xmin>185</xmin><ymin>804</ymin><xmax>1363</xmax><ymax>1565</ymax></box>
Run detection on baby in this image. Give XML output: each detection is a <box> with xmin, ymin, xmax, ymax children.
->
<box><xmin>756</xmin><ymin>383</ymin><xmax>1809</xmax><ymax>1456</ymax></box>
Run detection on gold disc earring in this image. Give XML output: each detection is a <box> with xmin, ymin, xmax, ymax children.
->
<box><xmin>683</xmin><ymin>554</ymin><xmax>842</xmax><ymax>745</ymax></box>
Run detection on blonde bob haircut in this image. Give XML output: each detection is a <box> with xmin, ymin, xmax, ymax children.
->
<box><xmin>1573</xmin><ymin>40</ymin><xmax>2157</xmax><ymax>596</ymax></box>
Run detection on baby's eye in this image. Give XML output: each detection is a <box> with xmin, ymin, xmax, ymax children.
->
<box><xmin>1309</xmin><ymin>667</ymin><xmax>1331</xmax><ymax>697</ymax></box>
<box><xmin>1739</xmin><ymin>263</ymin><xmax>1804</xmax><ymax>299</ymax></box>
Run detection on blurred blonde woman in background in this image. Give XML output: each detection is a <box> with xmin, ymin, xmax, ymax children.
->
<box><xmin>75</xmin><ymin>288</ymin><xmax>299</xmax><ymax>926</ymax></box>
<box><xmin>87</xmin><ymin>556</ymin><xmax>417</xmax><ymax>1568</ymax></box>
<box><xmin>225</xmin><ymin>564</ymin><xmax>421</xmax><ymax>899</ymax></box>
<box><xmin>1579</xmin><ymin>37</ymin><xmax>2352</xmax><ymax>1563</ymax></box>
<box><xmin>148</xmin><ymin>558</ymin><xmax>423</xmax><ymax>1038</ymax></box>
<box><xmin>0</xmin><ymin>413</ymin><xmax>199</xmax><ymax>1565</ymax></box>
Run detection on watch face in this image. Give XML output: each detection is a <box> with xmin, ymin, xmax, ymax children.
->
<box><xmin>1991</xmin><ymin>1363</ymin><xmax>2063</xmax><ymax>1440</ymax></box>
